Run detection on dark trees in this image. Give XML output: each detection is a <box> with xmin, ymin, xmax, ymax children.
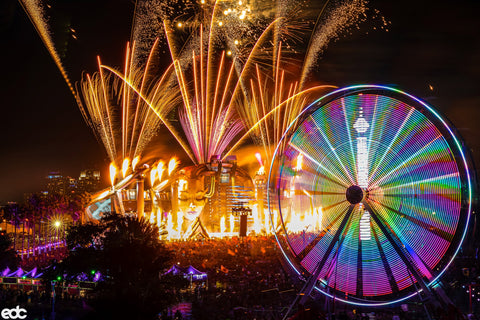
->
<box><xmin>46</xmin><ymin>213</ymin><xmax>185</xmax><ymax>320</ymax></box>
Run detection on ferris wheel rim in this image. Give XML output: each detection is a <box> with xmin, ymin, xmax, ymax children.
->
<box><xmin>267</xmin><ymin>84</ymin><xmax>474</xmax><ymax>306</ymax></box>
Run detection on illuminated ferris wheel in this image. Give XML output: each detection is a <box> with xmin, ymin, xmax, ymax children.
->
<box><xmin>268</xmin><ymin>85</ymin><xmax>473</xmax><ymax>306</ymax></box>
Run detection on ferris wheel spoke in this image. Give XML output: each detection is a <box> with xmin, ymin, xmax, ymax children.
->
<box><xmin>296</xmin><ymin>200</ymin><xmax>349</xmax><ymax>261</ymax></box>
<box><xmin>324</xmin><ymin>213</ymin><xmax>354</xmax><ymax>286</ymax></box>
<box><xmin>293</xmin><ymin>190</ymin><xmax>345</xmax><ymax>196</ymax></box>
<box><xmin>323</xmin><ymin>200</ymin><xmax>349</xmax><ymax>212</ymax></box>
<box><xmin>299</xmin><ymin>165</ymin><xmax>350</xmax><ymax>189</ymax></box>
<box><xmin>341</xmin><ymin>97</ymin><xmax>358</xmax><ymax>180</ymax></box>
<box><xmin>371</xmin><ymin>199</ymin><xmax>453</xmax><ymax>242</ymax></box>
<box><xmin>363</xmin><ymin>201</ymin><xmax>431</xmax><ymax>294</ymax></box>
<box><xmin>356</xmin><ymin>228</ymin><xmax>363</xmax><ymax>296</ymax></box>
<box><xmin>310</xmin><ymin>204</ymin><xmax>354</xmax><ymax>275</ymax></box>
<box><xmin>368</xmin><ymin>108</ymin><xmax>414</xmax><ymax>185</ymax></box>
<box><xmin>309</xmin><ymin>116</ymin><xmax>356</xmax><ymax>185</ymax></box>
<box><xmin>369</xmin><ymin>135</ymin><xmax>442</xmax><ymax>187</ymax></box>
<box><xmin>381</xmin><ymin>172</ymin><xmax>459</xmax><ymax>192</ymax></box>
<box><xmin>289</xmin><ymin>143</ymin><xmax>350</xmax><ymax>187</ymax></box>
<box><xmin>370</xmin><ymin>222</ymin><xmax>400</xmax><ymax>294</ymax></box>
<box><xmin>298</xmin><ymin>204</ymin><xmax>356</xmax><ymax>305</ymax></box>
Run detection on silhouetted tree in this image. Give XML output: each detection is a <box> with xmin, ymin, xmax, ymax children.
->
<box><xmin>3</xmin><ymin>202</ymin><xmax>24</xmax><ymax>227</ymax></box>
<box><xmin>66</xmin><ymin>191</ymin><xmax>91</xmax><ymax>223</ymax></box>
<box><xmin>45</xmin><ymin>213</ymin><xmax>186</xmax><ymax>320</ymax></box>
<box><xmin>0</xmin><ymin>232</ymin><xmax>19</xmax><ymax>269</ymax></box>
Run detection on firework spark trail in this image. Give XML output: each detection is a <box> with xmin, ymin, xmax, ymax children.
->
<box><xmin>82</xmin><ymin>71</ymin><xmax>116</xmax><ymax>161</ymax></box>
<box><xmin>18</xmin><ymin>0</ymin><xmax>80</xmax><ymax>105</ymax></box>
<box><xmin>98</xmin><ymin>64</ymin><xmax>195</xmax><ymax>163</ymax></box>
<box><xmin>162</xmin><ymin>2</ymin><xmax>270</xmax><ymax>165</ymax></box>
<box><xmin>300</xmin><ymin>0</ymin><xmax>368</xmax><ymax>88</ymax></box>
<box><xmin>89</xmin><ymin>0</ymin><xmax>339</xmax><ymax>166</ymax></box>
<box><xmin>131</xmin><ymin>0</ymin><xmax>187</xmax><ymax>67</ymax></box>
<box><xmin>173</xmin><ymin>40</ymin><xmax>244</xmax><ymax>164</ymax></box>
<box><xmin>230</xmin><ymin>0</ymin><xmax>385</xmax><ymax>167</ymax></box>
<box><xmin>27</xmin><ymin>0</ymin><xmax>384</xmax><ymax>171</ymax></box>
<box><xmin>79</xmin><ymin>42</ymin><xmax>185</xmax><ymax>166</ymax></box>
<box><xmin>227</xmin><ymin>84</ymin><xmax>337</xmax><ymax>162</ymax></box>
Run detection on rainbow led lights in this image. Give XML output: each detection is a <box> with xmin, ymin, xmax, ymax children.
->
<box><xmin>268</xmin><ymin>85</ymin><xmax>472</xmax><ymax>306</ymax></box>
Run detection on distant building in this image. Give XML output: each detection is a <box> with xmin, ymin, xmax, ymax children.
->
<box><xmin>45</xmin><ymin>172</ymin><xmax>75</xmax><ymax>196</ymax></box>
<box><xmin>44</xmin><ymin>170</ymin><xmax>100</xmax><ymax>196</ymax></box>
<box><xmin>77</xmin><ymin>169</ymin><xmax>101</xmax><ymax>194</ymax></box>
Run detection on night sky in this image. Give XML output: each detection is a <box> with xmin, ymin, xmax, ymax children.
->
<box><xmin>0</xmin><ymin>0</ymin><xmax>479</xmax><ymax>202</ymax></box>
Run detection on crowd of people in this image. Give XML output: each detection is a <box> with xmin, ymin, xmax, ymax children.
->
<box><xmin>1</xmin><ymin>234</ymin><xmax>477</xmax><ymax>319</ymax></box>
<box><xmin>19</xmin><ymin>247</ymin><xmax>68</xmax><ymax>269</ymax></box>
<box><xmin>166</xmin><ymin>236</ymin><xmax>297</xmax><ymax>320</ymax></box>
<box><xmin>163</xmin><ymin>236</ymin><xmax>475</xmax><ymax>320</ymax></box>
<box><xmin>0</xmin><ymin>284</ymin><xmax>92</xmax><ymax>319</ymax></box>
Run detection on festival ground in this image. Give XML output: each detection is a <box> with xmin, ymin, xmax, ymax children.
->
<box><xmin>1</xmin><ymin>235</ymin><xmax>477</xmax><ymax>320</ymax></box>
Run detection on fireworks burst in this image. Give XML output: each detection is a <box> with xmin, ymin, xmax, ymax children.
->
<box><xmin>79</xmin><ymin>41</ymin><xmax>184</xmax><ymax>165</ymax></box>
<box><xmin>157</xmin><ymin>0</ymin><xmax>341</xmax><ymax>164</ymax></box>
<box><xmin>19</xmin><ymin>0</ymin><xmax>386</xmax><ymax>169</ymax></box>
<box><xmin>165</xmin><ymin>24</ymin><xmax>246</xmax><ymax>164</ymax></box>
<box><xmin>230</xmin><ymin>43</ymin><xmax>336</xmax><ymax>166</ymax></box>
<box><xmin>223</xmin><ymin>0</ymin><xmax>387</xmax><ymax>167</ymax></box>
<box><xmin>155</xmin><ymin>0</ymin><xmax>271</xmax><ymax>163</ymax></box>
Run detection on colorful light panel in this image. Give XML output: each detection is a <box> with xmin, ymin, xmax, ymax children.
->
<box><xmin>269</xmin><ymin>85</ymin><xmax>472</xmax><ymax>305</ymax></box>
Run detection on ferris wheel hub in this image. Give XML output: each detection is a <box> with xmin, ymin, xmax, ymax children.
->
<box><xmin>346</xmin><ymin>185</ymin><xmax>363</xmax><ymax>204</ymax></box>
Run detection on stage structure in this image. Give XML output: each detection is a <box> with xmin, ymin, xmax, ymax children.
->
<box><xmin>268</xmin><ymin>85</ymin><xmax>474</xmax><ymax>307</ymax></box>
<box><xmin>85</xmin><ymin>158</ymin><xmax>176</xmax><ymax>222</ymax></box>
<box><xmin>85</xmin><ymin>156</ymin><xmax>257</xmax><ymax>239</ymax></box>
<box><xmin>169</xmin><ymin>156</ymin><xmax>255</xmax><ymax>239</ymax></box>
